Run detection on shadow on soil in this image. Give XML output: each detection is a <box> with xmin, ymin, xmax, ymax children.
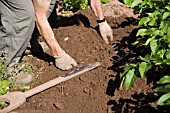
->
<box><xmin>107</xmin><ymin>92</ymin><xmax>170</xmax><ymax>113</ymax></box>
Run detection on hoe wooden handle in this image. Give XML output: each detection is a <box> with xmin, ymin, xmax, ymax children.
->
<box><xmin>25</xmin><ymin>62</ymin><xmax>101</xmax><ymax>97</ymax></box>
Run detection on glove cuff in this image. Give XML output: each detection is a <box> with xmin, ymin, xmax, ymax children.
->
<box><xmin>96</xmin><ymin>17</ymin><xmax>106</xmax><ymax>23</ymax></box>
<box><xmin>54</xmin><ymin>52</ymin><xmax>66</xmax><ymax>59</ymax></box>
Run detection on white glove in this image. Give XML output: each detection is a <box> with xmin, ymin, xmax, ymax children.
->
<box><xmin>98</xmin><ymin>20</ymin><xmax>113</xmax><ymax>44</ymax></box>
<box><xmin>54</xmin><ymin>52</ymin><xmax>77</xmax><ymax>70</ymax></box>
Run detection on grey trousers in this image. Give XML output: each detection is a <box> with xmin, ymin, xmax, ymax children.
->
<box><xmin>48</xmin><ymin>0</ymin><xmax>57</xmax><ymax>18</ymax></box>
<box><xmin>0</xmin><ymin>0</ymin><xmax>35</xmax><ymax>68</ymax></box>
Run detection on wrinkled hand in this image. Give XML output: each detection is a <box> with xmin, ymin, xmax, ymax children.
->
<box><xmin>99</xmin><ymin>21</ymin><xmax>113</xmax><ymax>44</ymax></box>
<box><xmin>54</xmin><ymin>52</ymin><xmax>77</xmax><ymax>70</ymax></box>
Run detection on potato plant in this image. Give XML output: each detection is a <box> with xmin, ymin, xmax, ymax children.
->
<box><xmin>121</xmin><ymin>0</ymin><xmax>170</xmax><ymax>106</ymax></box>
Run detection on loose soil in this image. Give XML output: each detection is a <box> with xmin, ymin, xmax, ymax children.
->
<box><xmin>11</xmin><ymin>1</ymin><xmax>170</xmax><ymax>113</ymax></box>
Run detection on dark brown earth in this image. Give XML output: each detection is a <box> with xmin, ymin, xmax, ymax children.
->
<box><xmin>10</xmin><ymin>1</ymin><xmax>170</xmax><ymax>113</ymax></box>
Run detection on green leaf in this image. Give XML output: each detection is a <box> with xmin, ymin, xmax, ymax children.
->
<box><xmin>125</xmin><ymin>69</ymin><xmax>136</xmax><ymax>90</ymax></box>
<box><xmin>151</xmin><ymin>10</ymin><xmax>161</xmax><ymax>18</ymax></box>
<box><xmin>141</xmin><ymin>0</ymin><xmax>147</xmax><ymax>7</ymax></box>
<box><xmin>155</xmin><ymin>86</ymin><xmax>170</xmax><ymax>93</ymax></box>
<box><xmin>157</xmin><ymin>76</ymin><xmax>170</xmax><ymax>84</ymax></box>
<box><xmin>133</xmin><ymin>40</ymin><xmax>139</xmax><ymax>45</ymax></box>
<box><xmin>124</xmin><ymin>63</ymin><xmax>137</xmax><ymax>71</ymax></box>
<box><xmin>1</xmin><ymin>80</ymin><xmax>10</xmax><ymax>88</ymax></box>
<box><xmin>120</xmin><ymin>63</ymin><xmax>136</xmax><ymax>79</ymax></box>
<box><xmin>131</xmin><ymin>0</ymin><xmax>142</xmax><ymax>8</ymax></box>
<box><xmin>136</xmin><ymin>29</ymin><xmax>147</xmax><ymax>36</ymax></box>
<box><xmin>162</xmin><ymin>22</ymin><xmax>169</xmax><ymax>33</ymax></box>
<box><xmin>0</xmin><ymin>87</ymin><xmax>5</xmax><ymax>95</ymax></box>
<box><xmin>158</xmin><ymin>49</ymin><xmax>166</xmax><ymax>59</ymax></box>
<box><xmin>145</xmin><ymin>28</ymin><xmax>159</xmax><ymax>36</ymax></box>
<box><xmin>160</xmin><ymin>21</ymin><xmax>168</xmax><ymax>34</ymax></box>
<box><xmin>138</xmin><ymin>17</ymin><xmax>150</xmax><ymax>26</ymax></box>
<box><xmin>139</xmin><ymin>55</ymin><xmax>150</xmax><ymax>62</ymax></box>
<box><xmin>139</xmin><ymin>62</ymin><xmax>147</xmax><ymax>78</ymax></box>
<box><xmin>157</xmin><ymin>93</ymin><xmax>170</xmax><ymax>106</ymax></box>
<box><xmin>165</xmin><ymin>49</ymin><xmax>170</xmax><ymax>59</ymax></box>
<box><xmin>163</xmin><ymin>12</ymin><xmax>170</xmax><ymax>20</ymax></box>
<box><xmin>129</xmin><ymin>63</ymin><xmax>137</xmax><ymax>67</ymax></box>
<box><xmin>123</xmin><ymin>0</ymin><xmax>133</xmax><ymax>6</ymax></box>
<box><xmin>0</xmin><ymin>102</ymin><xmax>5</xmax><ymax>106</ymax></box>
<box><xmin>160</xmin><ymin>21</ymin><xmax>165</xmax><ymax>29</ymax></box>
<box><xmin>119</xmin><ymin>76</ymin><xmax>126</xmax><ymax>90</ymax></box>
<box><xmin>165</xmin><ymin>84</ymin><xmax>170</xmax><ymax>88</ymax></box>
<box><xmin>164</xmin><ymin>59</ymin><xmax>170</xmax><ymax>64</ymax></box>
<box><xmin>101</xmin><ymin>0</ymin><xmax>109</xmax><ymax>4</ymax></box>
<box><xmin>0</xmin><ymin>101</ymin><xmax>6</xmax><ymax>109</ymax></box>
<box><xmin>19</xmin><ymin>85</ymin><xmax>30</xmax><ymax>91</ymax></box>
<box><xmin>144</xmin><ymin>36</ymin><xmax>155</xmax><ymax>46</ymax></box>
<box><xmin>120</xmin><ymin>69</ymin><xmax>129</xmax><ymax>78</ymax></box>
<box><xmin>165</xmin><ymin>5</ymin><xmax>170</xmax><ymax>11</ymax></box>
<box><xmin>148</xmin><ymin>18</ymin><xmax>156</xmax><ymax>26</ymax></box>
<box><xmin>150</xmin><ymin>39</ymin><xmax>158</xmax><ymax>55</ymax></box>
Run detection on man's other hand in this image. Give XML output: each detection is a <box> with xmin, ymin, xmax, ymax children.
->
<box><xmin>99</xmin><ymin>20</ymin><xmax>113</xmax><ymax>44</ymax></box>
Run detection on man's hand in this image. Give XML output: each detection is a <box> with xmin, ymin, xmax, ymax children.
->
<box><xmin>54</xmin><ymin>52</ymin><xmax>77</xmax><ymax>70</ymax></box>
<box><xmin>99</xmin><ymin>20</ymin><xmax>113</xmax><ymax>44</ymax></box>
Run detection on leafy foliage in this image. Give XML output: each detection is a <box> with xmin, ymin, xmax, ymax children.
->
<box><xmin>121</xmin><ymin>0</ymin><xmax>170</xmax><ymax>106</ymax></box>
<box><xmin>0</xmin><ymin>52</ymin><xmax>11</xmax><ymax>108</ymax></box>
<box><xmin>0</xmin><ymin>52</ymin><xmax>11</xmax><ymax>95</ymax></box>
<box><xmin>62</xmin><ymin>0</ymin><xmax>89</xmax><ymax>11</ymax></box>
<box><xmin>62</xmin><ymin>0</ymin><xmax>109</xmax><ymax>12</ymax></box>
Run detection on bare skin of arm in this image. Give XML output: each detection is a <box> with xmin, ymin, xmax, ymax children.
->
<box><xmin>32</xmin><ymin>0</ymin><xmax>64</xmax><ymax>57</ymax></box>
<box><xmin>32</xmin><ymin>0</ymin><xmax>112</xmax><ymax>58</ymax></box>
<box><xmin>89</xmin><ymin>0</ymin><xmax>105</xmax><ymax>20</ymax></box>
<box><xmin>89</xmin><ymin>0</ymin><xmax>113</xmax><ymax>44</ymax></box>
<box><xmin>32</xmin><ymin>0</ymin><xmax>77</xmax><ymax>70</ymax></box>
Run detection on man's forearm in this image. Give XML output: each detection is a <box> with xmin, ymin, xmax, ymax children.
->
<box><xmin>89</xmin><ymin>0</ymin><xmax>104</xmax><ymax>20</ymax></box>
<box><xmin>33</xmin><ymin>0</ymin><xmax>64</xmax><ymax>56</ymax></box>
<box><xmin>36</xmin><ymin>18</ymin><xmax>64</xmax><ymax>56</ymax></box>
<box><xmin>89</xmin><ymin>0</ymin><xmax>113</xmax><ymax>44</ymax></box>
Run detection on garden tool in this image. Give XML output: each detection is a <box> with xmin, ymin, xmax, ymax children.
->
<box><xmin>0</xmin><ymin>62</ymin><xmax>101</xmax><ymax>113</ymax></box>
